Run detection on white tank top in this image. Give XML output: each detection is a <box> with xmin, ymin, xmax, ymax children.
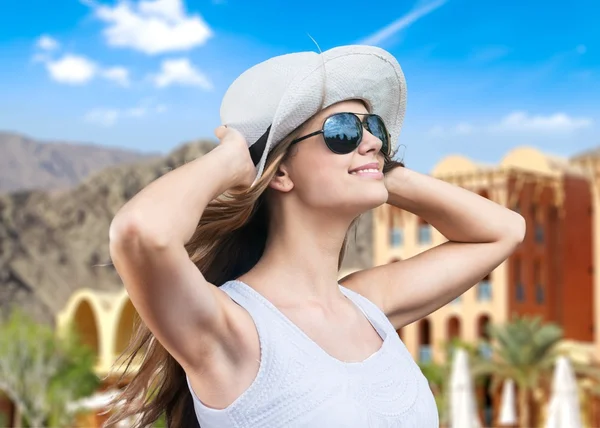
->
<box><xmin>185</xmin><ymin>280</ymin><xmax>439</xmax><ymax>427</ymax></box>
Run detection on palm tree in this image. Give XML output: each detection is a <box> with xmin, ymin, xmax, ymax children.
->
<box><xmin>472</xmin><ymin>315</ymin><xmax>562</xmax><ymax>427</ymax></box>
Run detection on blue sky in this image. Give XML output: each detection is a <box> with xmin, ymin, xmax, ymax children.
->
<box><xmin>0</xmin><ymin>0</ymin><xmax>598</xmax><ymax>172</ymax></box>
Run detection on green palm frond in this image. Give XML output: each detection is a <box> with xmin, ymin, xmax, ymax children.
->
<box><xmin>473</xmin><ymin>315</ymin><xmax>564</xmax><ymax>391</ymax></box>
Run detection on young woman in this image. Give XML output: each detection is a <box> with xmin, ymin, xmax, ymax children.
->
<box><xmin>105</xmin><ymin>45</ymin><xmax>525</xmax><ymax>427</ymax></box>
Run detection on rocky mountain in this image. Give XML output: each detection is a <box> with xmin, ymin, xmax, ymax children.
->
<box><xmin>0</xmin><ymin>139</ymin><xmax>373</xmax><ymax>325</ymax></box>
<box><xmin>0</xmin><ymin>140</ymin><xmax>216</xmax><ymax>325</ymax></box>
<box><xmin>0</xmin><ymin>132</ymin><xmax>160</xmax><ymax>193</ymax></box>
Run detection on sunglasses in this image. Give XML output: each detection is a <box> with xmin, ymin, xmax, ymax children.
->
<box><xmin>290</xmin><ymin>112</ymin><xmax>391</xmax><ymax>156</ymax></box>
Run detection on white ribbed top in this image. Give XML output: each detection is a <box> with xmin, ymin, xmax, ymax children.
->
<box><xmin>185</xmin><ymin>280</ymin><xmax>438</xmax><ymax>427</ymax></box>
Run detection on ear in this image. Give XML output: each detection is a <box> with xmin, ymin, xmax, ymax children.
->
<box><xmin>269</xmin><ymin>162</ymin><xmax>294</xmax><ymax>192</ymax></box>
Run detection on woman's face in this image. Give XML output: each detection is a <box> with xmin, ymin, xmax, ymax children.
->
<box><xmin>275</xmin><ymin>99</ymin><xmax>389</xmax><ymax>216</ymax></box>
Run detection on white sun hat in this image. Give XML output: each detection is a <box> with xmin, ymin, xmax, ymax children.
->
<box><xmin>220</xmin><ymin>44</ymin><xmax>407</xmax><ymax>184</ymax></box>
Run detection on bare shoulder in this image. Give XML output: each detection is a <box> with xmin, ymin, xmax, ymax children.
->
<box><xmin>339</xmin><ymin>268</ymin><xmax>387</xmax><ymax>312</ymax></box>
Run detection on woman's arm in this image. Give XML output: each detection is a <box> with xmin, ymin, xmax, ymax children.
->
<box><xmin>109</xmin><ymin>126</ymin><xmax>256</xmax><ymax>371</ymax></box>
<box><xmin>341</xmin><ymin>167</ymin><xmax>525</xmax><ymax>329</ymax></box>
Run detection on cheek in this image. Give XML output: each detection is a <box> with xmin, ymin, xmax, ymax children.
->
<box><xmin>298</xmin><ymin>154</ymin><xmax>350</xmax><ymax>188</ymax></box>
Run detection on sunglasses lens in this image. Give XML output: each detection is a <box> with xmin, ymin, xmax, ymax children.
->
<box><xmin>322</xmin><ymin>113</ymin><xmax>362</xmax><ymax>154</ymax></box>
<box><xmin>365</xmin><ymin>115</ymin><xmax>390</xmax><ymax>155</ymax></box>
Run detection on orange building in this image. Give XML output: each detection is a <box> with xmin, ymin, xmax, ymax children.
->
<box><xmin>571</xmin><ymin>148</ymin><xmax>600</xmax><ymax>358</ymax></box>
<box><xmin>374</xmin><ymin>146</ymin><xmax>596</xmax><ymax>355</ymax></box>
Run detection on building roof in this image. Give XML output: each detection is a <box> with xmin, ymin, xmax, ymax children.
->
<box><xmin>432</xmin><ymin>146</ymin><xmax>586</xmax><ymax>177</ymax></box>
<box><xmin>571</xmin><ymin>146</ymin><xmax>600</xmax><ymax>160</ymax></box>
<box><xmin>431</xmin><ymin>155</ymin><xmax>493</xmax><ymax>176</ymax></box>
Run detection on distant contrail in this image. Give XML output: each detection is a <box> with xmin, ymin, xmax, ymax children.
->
<box><xmin>358</xmin><ymin>0</ymin><xmax>448</xmax><ymax>46</ymax></box>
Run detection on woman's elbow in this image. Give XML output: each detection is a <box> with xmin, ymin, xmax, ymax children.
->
<box><xmin>503</xmin><ymin>211</ymin><xmax>526</xmax><ymax>247</ymax></box>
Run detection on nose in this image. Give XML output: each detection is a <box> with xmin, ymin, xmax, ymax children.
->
<box><xmin>357</xmin><ymin>128</ymin><xmax>382</xmax><ymax>155</ymax></box>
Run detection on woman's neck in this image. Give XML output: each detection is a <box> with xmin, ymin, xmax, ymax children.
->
<box><xmin>242</xmin><ymin>207</ymin><xmax>354</xmax><ymax>304</ymax></box>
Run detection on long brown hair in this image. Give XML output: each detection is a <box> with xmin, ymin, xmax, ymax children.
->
<box><xmin>103</xmin><ymin>114</ymin><xmax>404</xmax><ymax>428</ymax></box>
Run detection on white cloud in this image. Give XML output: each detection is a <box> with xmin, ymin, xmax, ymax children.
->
<box><xmin>32</xmin><ymin>53</ymin><xmax>51</xmax><ymax>63</ymax></box>
<box><xmin>84</xmin><ymin>99</ymin><xmax>167</xmax><ymax>127</ymax></box>
<box><xmin>455</xmin><ymin>122</ymin><xmax>475</xmax><ymax>135</ymax></box>
<box><xmin>101</xmin><ymin>66</ymin><xmax>130</xmax><ymax>87</ymax></box>
<box><xmin>428</xmin><ymin>122</ymin><xmax>475</xmax><ymax>137</ymax></box>
<box><xmin>37</xmin><ymin>35</ymin><xmax>60</xmax><ymax>51</ymax></box>
<box><xmin>491</xmin><ymin>111</ymin><xmax>593</xmax><ymax>133</ymax></box>
<box><xmin>151</xmin><ymin>58</ymin><xmax>212</xmax><ymax>89</ymax></box>
<box><xmin>126</xmin><ymin>106</ymin><xmax>147</xmax><ymax>117</ymax></box>
<box><xmin>428</xmin><ymin>125</ymin><xmax>445</xmax><ymax>137</ymax></box>
<box><xmin>358</xmin><ymin>0</ymin><xmax>447</xmax><ymax>46</ymax></box>
<box><xmin>46</xmin><ymin>54</ymin><xmax>97</xmax><ymax>85</ymax></box>
<box><xmin>429</xmin><ymin>112</ymin><xmax>593</xmax><ymax>137</ymax></box>
<box><xmin>42</xmin><ymin>54</ymin><xmax>131</xmax><ymax>87</ymax></box>
<box><xmin>84</xmin><ymin>108</ymin><xmax>120</xmax><ymax>127</ymax></box>
<box><xmin>90</xmin><ymin>0</ymin><xmax>213</xmax><ymax>55</ymax></box>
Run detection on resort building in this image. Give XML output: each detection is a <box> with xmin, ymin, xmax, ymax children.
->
<box><xmin>374</xmin><ymin>146</ymin><xmax>595</xmax><ymax>363</ymax></box>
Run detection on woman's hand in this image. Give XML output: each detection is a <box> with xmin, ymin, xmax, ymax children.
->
<box><xmin>214</xmin><ymin>125</ymin><xmax>257</xmax><ymax>188</ymax></box>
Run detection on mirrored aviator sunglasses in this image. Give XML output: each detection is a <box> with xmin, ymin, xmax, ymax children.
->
<box><xmin>290</xmin><ymin>112</ymin><xmax>391</xmax><ymax>156</ymax></box>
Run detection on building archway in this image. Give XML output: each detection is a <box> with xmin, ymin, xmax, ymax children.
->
<box><xmin>447</xmin><ymin>316</ymin><xmax>461</xmax><ymax>340</ymax></box>
<box><xmin>73</xmin><ymin>299</ymin><xmax>100</xmax><ymax>356</ymax></box>
<box><xmin>477</xmin><ymin>314</ymin><xmax>491</xmax><ymax>340</ymax></box>
<box><xmin>476</xmin><ymin>314</ymin><xmax>493</xmax><ymax>425</ymax></box>
<box><xmin>115</xmin><ymin>299</ymin><xmax>138</xmax><ymax>355</ymax></box>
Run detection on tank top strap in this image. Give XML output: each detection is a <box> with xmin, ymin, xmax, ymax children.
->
<box><xmin>338</xmin><ymin>284</ymin><xmax>397</xmax><ymax>337</ymax></box>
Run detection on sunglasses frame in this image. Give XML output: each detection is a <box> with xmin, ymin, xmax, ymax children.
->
<box><xmin>290</xmin><ymin>112</ymin><xmax>391</xmax><ymax>156</ymax></box>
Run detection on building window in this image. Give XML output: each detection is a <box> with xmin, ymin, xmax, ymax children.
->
<box><xmin>447</xmin><ymin>316</ymin><xmax>461</xmax><ymax>341</ymax></box>
<box><xmin>514</xmin><ymin>258</ymin><xmax>523</xmax><ymax>302</ymax></box>
<box><xmin>536</xmin><ymin>284</ymin><xmax>545</xmax><ymax>304</ymax></box>
<box><xmin>534</xmin><ymin>224</ymin><xmax>544</xmax><ymax>243</ymax></box>
<box><xmin>419</xmin><ymin>346</ymin><xmax>433</xmax><ymax>363</ymax></box>
<box><xmin>390</xmin><ymin>227</ymin><xmax>403</xmax><ymax>247</ymax></box>
<box><xmin>418</xmin><ymin>319</ymin><xmax>432</xmax><ymax>363</ymax></box>
<box><xmin>478</xmin><ymin>342</ymin><xmax>493</xmax><ymax>360</ymax></box>
<box><xmin>534</xmin><ymin>260</ymin><xmax>542</xmax><ymax>303</ymax></box>
<box><xmin>418</xmin><ymin>223</ymin><xmax>432</xmax><ymax>245</ymax></box>
<box><xmin>477</xmin><ymin>315</ymin><xmax>491</xmax><ymax>340</ymax></box>
<box><xmin>477</xmin><ymin>275</ymin><xmax>492</xmax><ymax>301</ymax></box>
<box><xmin>516</xmin><ymin>283</ymin><xmax>525</xmax><ymax>302</ymax></box>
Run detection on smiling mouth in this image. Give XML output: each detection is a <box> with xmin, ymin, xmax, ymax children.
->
<box><xmin>349</xmin><ymin>168</ymin><xmax>380</xmax><ymax>175</ymax></box>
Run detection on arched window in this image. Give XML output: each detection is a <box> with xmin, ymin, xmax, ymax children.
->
<box><xmin>73</xmin><ymin>300</ymin><xmax>100</xmax><ymax>359</ymax></box>
<box><xmin>418</xmin><ymin>318</ymin><xmax>432</xmax><ymax>363</ymax></box>
<box><xmin>447</xmin><ymin>316</ymin><xmax>461</xmax><ymax>340</ymax></box>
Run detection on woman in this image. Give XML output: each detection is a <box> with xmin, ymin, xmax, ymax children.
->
<box><xmin>105</xmin><ymin>45</ymin><xmax>525</xmax><ymax>427</ymax></box>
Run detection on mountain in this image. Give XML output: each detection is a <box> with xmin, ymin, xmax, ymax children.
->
<box><xmin>0</xmin><ymin>140</ymin><xmax>217</xmax><ymax>325</ymax></box>
<box><xmin>0</xmin><ymin>139</ymin><xmax>373</xmax><ymax>325</ymax></box>
<box><xmin>0</xmin><ymin>131</ymin><xmax>160</xmax><ymax>193</ymax></box>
